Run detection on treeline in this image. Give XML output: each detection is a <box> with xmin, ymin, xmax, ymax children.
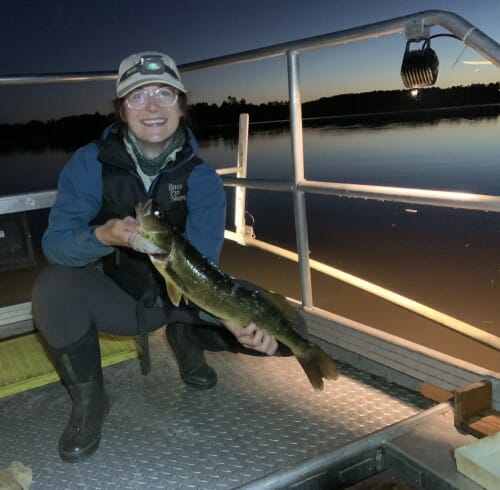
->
<box><xmin>303</xmin><ymin>83</ymin><xmax>500</xmax><ymax>118</ymax></box>
<box><xmin>191</xmin><ymin>83</ymin><xmax>500</xmax><ymax>125</ymax></box>
<box><xmin>0</xmin><ymin>113</ymin><xmax>116</xmax><ymax>150</ymax></box>
<box><xmin>1</xmin><ymin>83</ymin><xmax>499</xmax><ymax>149</ymax></box>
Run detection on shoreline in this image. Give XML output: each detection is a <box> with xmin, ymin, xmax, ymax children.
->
<box><xmin>1</xmin><ymin>102</ymin><xmax>499</xmax><ymax>149</ymax></box>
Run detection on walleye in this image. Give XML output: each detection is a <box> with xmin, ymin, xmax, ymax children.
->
<box><xmin>134</xmin><ymin>200</ymin><xmax>339</xmax><ymax>390</ymax></box>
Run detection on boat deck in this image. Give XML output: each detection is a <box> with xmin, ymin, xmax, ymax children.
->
<box><xmin>0</xmin><ymin>329</ymin><xmax>436</xmax><ymax>489</ymax></box>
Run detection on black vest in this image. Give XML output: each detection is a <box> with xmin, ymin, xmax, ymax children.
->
<box><xmin>93</xmin><ymin>126</ymin><xmax>202</xmax><ymax>301</ymax></box>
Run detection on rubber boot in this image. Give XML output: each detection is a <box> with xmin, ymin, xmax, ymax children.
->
<box><xmin>45</xmin><ymin>328</ymin><xmax>109</xmax><ymax>462</ymax></box>
<box><xmin>166</xmin><ymin>323</ymin><xmax>217</xmax><ymax>389</ymax></box>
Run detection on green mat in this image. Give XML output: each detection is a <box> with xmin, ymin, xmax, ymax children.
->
<box><xmin>0</xmin><ymin>332</ymin><xmax>138</xmax><ymax>399</ymax></box>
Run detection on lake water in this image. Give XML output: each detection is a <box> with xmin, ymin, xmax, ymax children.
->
<box><xmin>1</xmin><ymin>114</ymin><xmax>499</xmax><ymax>369</ymax></box>
<box><xmin>2</xmin><ymin>114</ymin><xmax>499</xmax><ymax>194</ymax></box>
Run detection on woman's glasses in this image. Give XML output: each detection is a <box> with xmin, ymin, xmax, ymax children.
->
<box><xmin>125</xmin><ymin>87</ymin><xmax>178</xmax><ymax>110</ymax></box>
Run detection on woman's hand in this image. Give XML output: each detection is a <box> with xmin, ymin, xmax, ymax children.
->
<box><xmin>222</xmin><ymin>320</ymin><xmax>278</xmax><ymax>355</ymax></box>
<box><xmin>94</xmin><ymin>216</ymin><xmax>139</xmax><ymax>247</ymax></box>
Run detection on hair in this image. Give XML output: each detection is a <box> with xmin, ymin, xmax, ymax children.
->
<box><xmin>113</xmin><ymin>89</ymin><xmax>191</xmax><ymax>128</ymax></box>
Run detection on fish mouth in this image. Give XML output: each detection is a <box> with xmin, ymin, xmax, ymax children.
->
<box><xmin>130</xmin><ymin>233</ymin><xmax>166</xmax><ymax>255</ymax></box>
<box><xmin>150</xmin><ymin>252</ymin><xmax>169</xmax><ymax>261</ymax></box>
<box><xmin>134</xmin><ymin>200</ymin><xmax>169</xmax><ymax>258</ymax></box>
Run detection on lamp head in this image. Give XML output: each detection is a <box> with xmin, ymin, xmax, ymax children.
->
<box><xmin>401</xmin><ymin>39</ymin><xmax>439</xmax><ymax>89</ymax></box>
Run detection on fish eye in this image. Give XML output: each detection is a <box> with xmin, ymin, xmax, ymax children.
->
<box><xmin>153</xmin><ymin>208</ymin><xmax>164</xmax><ymax>219</ymax></box>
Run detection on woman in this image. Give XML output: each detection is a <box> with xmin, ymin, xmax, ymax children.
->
<box><xmin>31</xmin><ymin>51</ymin><xmax>280</xmax><ymax>463</ymax></box>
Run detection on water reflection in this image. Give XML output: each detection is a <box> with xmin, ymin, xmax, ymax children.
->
<box><xmin>202</xmin><ymin>115</ymin><xmax>500</xmax><ymax>194</ymax></box>
<box><xmin>0</xmin><ymin>149</ymin><xmax>71</xmax><ymax>195</ymax></box>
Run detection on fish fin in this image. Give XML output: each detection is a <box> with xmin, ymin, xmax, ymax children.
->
<box><xmin>156</xmin><ymin>264</ymin><xmax>186</xmax><ymax>307</ymax></box>
<box><xmin>259</xmin><ymin>291</ymin><xmax>296</xmax><ymax>323</ymax></box>
<box><xmin>259</xmin><ymin>291</ymin><xmax>307</xmax><ymax>335</ymax></box>
<box><xmin>165</xmin><ymin>278</ymin><xmax>183</xmax><ymax>307</ymax></box>
<box><xmin>296</xmin><ymin>345</ymin><xmax>339</xmax><ymax>391</ymax></box>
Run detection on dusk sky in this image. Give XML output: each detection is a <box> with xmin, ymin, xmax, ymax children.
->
<box><xmin>0</xmin><ymin>0</ymin><xmax>498</xmax><ymax>123</ymax></box>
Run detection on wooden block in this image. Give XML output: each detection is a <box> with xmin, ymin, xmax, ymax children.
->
<box><xmin>454</xmin><ymin>381</ymin><xmax>492</xmax><ymax>428</ymax></box>
<box><xmin>420</xmin><ymin>381</ymin><xmax>453</xmax><ymax>402</ymax></box>
<box><xmin>468</xmin><ymin>414</ymin><xmax>500</xmax><ymax>437</ymax></box>
<box><xmin>454</xmin><ymin>381</ymin><xmax>500</xmax><ymax>437</ymax></box>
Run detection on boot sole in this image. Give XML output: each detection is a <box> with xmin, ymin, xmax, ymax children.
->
<box><xmin>60</xmin><ymin>438</ymin><xmax>101</xmax><ymax>463</ymax></box>
<box><xmin>182</xmin><ymin>377</ymin><xmax>217</xmax><ymax>390</ymax></box>
<box><xmin>59</xmin><ymin>397</ymin><xmax>110</xmax><ymax>463</ymax></box>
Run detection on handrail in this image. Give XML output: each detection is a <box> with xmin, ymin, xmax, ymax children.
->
<box><xmin>0</xmin><ymin>10</ymin><xmax>498</xmax><ymax>87</ymax></box>
<box><xmin>221</xmin><ymin>178</ymin><xmax>500</xmax><ymax>213</ymax></box>
<box><xmin>0</xmin><ymin>191</ymin><xmax>57</xmax><ymax>214</ymax></box>
<box><xmin>288</xmin><ymin>50</ymin><xmax>313</xmax><ymax>307</ymax></box>
<box><xmin>3</xmin><ymin>180</ymin><xmax>500</xmax><ymax>215</ymax></box>
<box><xmin>180</xmin><ymin>10</ymin><xmax>500</xmax><ymax>69</ymax></box>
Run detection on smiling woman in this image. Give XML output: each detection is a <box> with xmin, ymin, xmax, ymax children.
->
<box><xmin>114</xmin><ymin>53</ymin><xmax>188</xmax><ymax>159</ymax></box>
<box><xmin>28</xmin><ymin>50</ymin><xmax>287</xmax><ymax>464</ymax></box>
<box><xmin>121</xmin><ymin>85</ymin><xmax>183</xmax><ymax>154</ymax></box>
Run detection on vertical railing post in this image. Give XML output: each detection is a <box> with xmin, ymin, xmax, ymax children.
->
<box><xmin>235</xmin><ymin>113</ymin><xmax>249</xmax><ymax>244</ymax></box>
<box><xmin>287</xmin><ymin>50</ymin><xmax>313</xmax><ymax>307</ymax></box>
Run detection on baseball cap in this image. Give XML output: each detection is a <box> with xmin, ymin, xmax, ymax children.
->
<box><xmin>116</xmin><ymin>51</ymin><xmax>186</xmax><ymax>97</ymax></box>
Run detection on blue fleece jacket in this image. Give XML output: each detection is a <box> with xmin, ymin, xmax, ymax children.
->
<box><xmin>42</xmin><ymin>128</ymin><xmax>226</xmax><ymax>267</ymax></box>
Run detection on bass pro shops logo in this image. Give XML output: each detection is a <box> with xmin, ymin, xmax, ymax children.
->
<box><xmin>168</xmin><ymin>183</ymin><xmax>186</xmax><ymax>203</ymax></box>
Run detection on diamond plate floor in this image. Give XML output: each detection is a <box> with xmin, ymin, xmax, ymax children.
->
<box><xmin>0</xmin><ymin>330</ymin><xmax>433</xmax><ymax>489</ymax></box>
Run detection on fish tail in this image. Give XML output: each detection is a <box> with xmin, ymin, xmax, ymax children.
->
<box><xmin>296</xmin><ymin>346</ymin><xmax>339</xmax><ymax>391</ymax></box>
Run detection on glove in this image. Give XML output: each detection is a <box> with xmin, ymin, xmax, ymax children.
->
<box><xmin>127</xmin><ymin>233</ymin><xmax>166</xmax><ymax>255</ymax></box>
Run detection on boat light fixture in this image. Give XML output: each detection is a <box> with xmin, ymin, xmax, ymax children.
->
<box><xmin>401</xmin><ymin>38</ymin><xmax>439</xmax><ymax>89</ymax></box>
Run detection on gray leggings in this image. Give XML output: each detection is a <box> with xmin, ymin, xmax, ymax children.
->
<box><xmin>31</xmin><ymin>263</ymin><xmax>251</xmax><ymax>354</ymax></box>
<box><xmin>31</xmin><ymin>264</ymin><xmax>169</xmax><ymax>349</ymax></box>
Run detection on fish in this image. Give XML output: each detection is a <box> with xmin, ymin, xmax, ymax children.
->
<box><xmin>134</xmin><ymin>199</ymin><xmax>339</xmax><ymax>390</ymax></box>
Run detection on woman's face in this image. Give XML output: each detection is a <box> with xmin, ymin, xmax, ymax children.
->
<box><xmin>122</xmin><ymin>83</ymin><xmax>182</xmax><ymax>152</ymax></box>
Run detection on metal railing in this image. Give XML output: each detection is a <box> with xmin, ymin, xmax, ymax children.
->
<box><xmin>1</xmin><ymin>10</ymin><xmax>500</xmax><ymax>350</ymax></box>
